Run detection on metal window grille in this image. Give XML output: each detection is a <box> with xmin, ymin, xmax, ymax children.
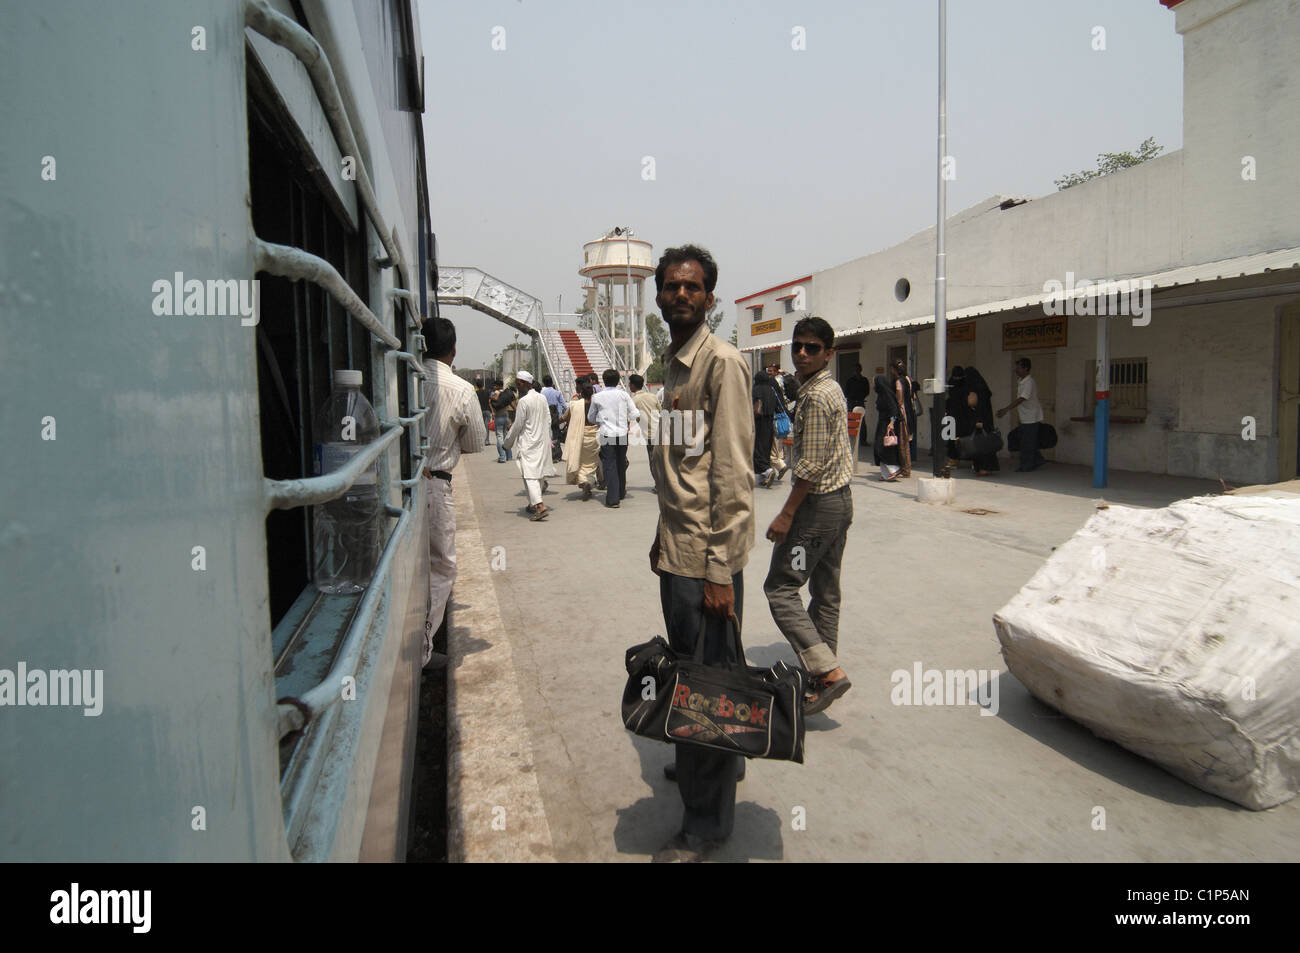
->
<box><xmin>1086</xmin><ymin>357</ymin><xmax>1148</xmax><ymax>417</ymax></box>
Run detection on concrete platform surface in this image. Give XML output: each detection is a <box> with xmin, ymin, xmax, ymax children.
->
<box><xmin>445</xmin><ymin>446</ymin><xmax>1298</xmax><ymax>862</ymax></box>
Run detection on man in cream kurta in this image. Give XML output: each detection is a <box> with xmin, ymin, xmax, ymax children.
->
<box><xmin>503</xmin><ymin>370</ymin><xmax>557</xmax><ymax>520</ymax></box>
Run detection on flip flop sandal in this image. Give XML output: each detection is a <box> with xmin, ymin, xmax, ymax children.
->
<box><xmin>530</xmin><ymin>506</ymin><xmax>549</xmax><ymax>521</ymax></box>
<box><xmin>804</xmin><ymin>676</ymin><xmax>851</xmax><ymax>715</ymax></box>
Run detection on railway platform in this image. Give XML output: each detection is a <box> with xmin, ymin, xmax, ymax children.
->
<box><xmin>444</xmin><ymin>447</ymin><xmax>1299</xmax><ymax>862</ymax></box>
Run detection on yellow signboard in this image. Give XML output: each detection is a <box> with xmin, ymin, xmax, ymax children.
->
<box><xmin>751</xmin><ymin>318</ymin><xmax>782</xmax><ymax>336</ymax></box>
<box><xmin>947</xmin><ymin>321</ymin><xmax>975</xmax><ymax>343</ymax></box>
<box><xmin>1002</xmin><ymin>316</ymin><xmax>1067</xmax><ymax>351</ymax></box>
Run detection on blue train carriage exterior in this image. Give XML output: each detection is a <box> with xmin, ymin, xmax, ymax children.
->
<box><xmin>1</xmin><ymin>0</ymin><xmax>436</xmax><ymax>861</ymax></box>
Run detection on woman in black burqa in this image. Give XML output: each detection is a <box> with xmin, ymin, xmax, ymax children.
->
<box><xmin>944</xmin><ymin>366</ymin><xmax>974</xmax><ymax>465</ymax></box>
<box><xmin>873</xmin><ymin>373</ymin><xmax>903</xmax><ymax>481</ymax></box>
<box><xmin>962</xmin><ymin>365</ymin><xmax>1000</xmax><ymax>475</ymax></box>
<box><xmin>752</xmin><ymin>370</ymin><xmax>778</xmax><ymax>484</ymax></box>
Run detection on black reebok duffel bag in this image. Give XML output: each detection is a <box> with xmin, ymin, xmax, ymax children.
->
<box><xmin>621</xmin><ymin>615</ymin><xmax>806</xmax><ymax>763</ymax></box>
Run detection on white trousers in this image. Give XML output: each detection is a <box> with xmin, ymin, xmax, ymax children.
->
<box><xmin>426</xmin><ymin>478</ymin><xmax>456</xmax><ymax>651</ymax></box>
<box><xmin>523</xmin><ymin>477</ymin><xmax>543</xmax><ymax>506</ymax></box>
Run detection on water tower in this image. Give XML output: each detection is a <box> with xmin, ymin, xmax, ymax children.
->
<box><xmin>579</xmin><ymin>227</ymin><xmax>654</xmax><ymax>374</ymax></box>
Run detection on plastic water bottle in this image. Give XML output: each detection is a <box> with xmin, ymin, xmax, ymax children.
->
<box><xmin>312</xmin><ymin>369</ymin><xmax>382</xmax><ymax>594</ymax></box>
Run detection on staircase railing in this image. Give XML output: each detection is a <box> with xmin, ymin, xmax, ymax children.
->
<box><xmin>591</xmin><ymin>318</ymin><xmax>625</xmax><ymax>376</ymax></box>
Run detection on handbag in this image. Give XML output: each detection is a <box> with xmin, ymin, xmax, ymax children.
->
<box><xmin>622</xmin><ymin>614</ymin><xmax>806</xmax><ymax>763</ymax></box>
<box><xmin>883</xmin><ymin>422</ymin><xmax>898</xmax><ymax>447</ymax></box>
<box><xmin>774</xmin><ymin>404</ymin><xmax>792</xmax><ymax>439</ymax></box>
<box><xmin>488</xmin><ymin>416</ymin><xmax>495</xmax><ymax>432</ymax></box>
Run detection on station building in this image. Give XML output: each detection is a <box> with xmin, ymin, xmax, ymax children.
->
<box><xmin>737</xmin><ymin>0</ymin><xmax>1299</xmax><ymax>484</ymax></box>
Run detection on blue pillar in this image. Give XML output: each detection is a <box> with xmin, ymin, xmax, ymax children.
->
<box><xmin>1094</xmin><ymin>316</ymin><xmax>1109</xmax><ymax>488</ymax></box>
<box><xmin>1094</xmin><ymin>397</ymin><xmax>1109</xmax><ymax>487</ymax></box>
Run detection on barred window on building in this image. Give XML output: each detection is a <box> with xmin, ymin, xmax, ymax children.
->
<box><xmin>1086</xmin><ymin>357</ymin><xmax>1148</xmax><ymax>419</ymax></box>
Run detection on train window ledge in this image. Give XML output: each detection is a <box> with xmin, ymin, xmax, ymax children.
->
<box><xmin>271</xmin><ymin>502</ymin><xmax>408</xmax><ymax>781</ymax></box>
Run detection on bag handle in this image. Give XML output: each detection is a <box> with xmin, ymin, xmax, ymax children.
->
<box><xmin>691</xmin><ymin>610</ymin><xmax>746</xmax><ymax>669</ymax></box>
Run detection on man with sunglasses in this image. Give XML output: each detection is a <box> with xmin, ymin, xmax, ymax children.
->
<box><xmin>763</xmin><ymin>316</ymin><xmax>854</xmax><ymax>715</ymax></box>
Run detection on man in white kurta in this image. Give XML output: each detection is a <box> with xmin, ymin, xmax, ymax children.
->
<box><xmin>421</xmin><ymin>318</ymin><xmax>486</xmax><ymax>666</ymax></box>
<box><xmin>503</xmin><ymin>371</ymin><xmax>557</xmax><ymax>520</ymax></box>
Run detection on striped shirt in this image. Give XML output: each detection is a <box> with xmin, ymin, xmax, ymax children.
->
<box><xmin>422</xmin><ymin>359</ymin><xmax>487</xmax><ymax>473</ymax></box>
<box><xmin>792</xmin><ymin>367</ymin><xmax>852</xmax><ymax>494</ymax></box>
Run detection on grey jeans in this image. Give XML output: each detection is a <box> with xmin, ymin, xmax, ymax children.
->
<box><xmin>763</xmin><ymin>485</ymin><xmax>853</xmax><ymax>676</ymax></box>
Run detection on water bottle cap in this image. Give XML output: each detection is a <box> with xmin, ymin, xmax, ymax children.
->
<box><xmin>334</xmin><ymin>369</ymin><xmax>364</xmax><ymax>388</ymax></box>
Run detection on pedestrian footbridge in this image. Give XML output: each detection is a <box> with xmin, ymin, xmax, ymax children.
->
<box><xmin>436</xmin><ymin>267</ymin><xmax>615</xmax><ymax>392</ymax></box>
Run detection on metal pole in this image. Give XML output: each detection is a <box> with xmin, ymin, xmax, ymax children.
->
<box><xmin>625</xmin><ymin>228</ymin><xmax>635</xmax><ymax>373</ymax></box>
<box><xmin>1094</xmin><ymin>316</ymin><xmax>1110</xmax><ymax>487</ymax></box>
<box><xmin>930</xmin><ymin>0</ymin><xmax>948</xmax><ymax>477</ymax></box>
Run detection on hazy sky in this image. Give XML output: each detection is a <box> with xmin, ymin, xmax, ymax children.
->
<box><xmin>420</xmin><ymin>0</ymin><xmax>1184</xmax><ymax>368</ymax></box>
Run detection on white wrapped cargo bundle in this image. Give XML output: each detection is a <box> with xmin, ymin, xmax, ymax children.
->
<box><xmin>993</xmin><ymin>494</ymin><xmax>1300</xmax><ymax>810</ymax></box>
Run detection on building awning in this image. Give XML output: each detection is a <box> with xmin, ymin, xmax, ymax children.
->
<box><xmin>827</xmin><ymin>246</ymin><xmax>1300</xmax><ymax>339</ymax></box>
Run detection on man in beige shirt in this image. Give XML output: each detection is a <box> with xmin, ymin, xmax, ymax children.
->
<box><xmin>647</xmin><ymin>244</ymin><xmax>755</xmax><ymax>863</ymax></box>
<box><xmin>629</xmin><ymin>373</ymin><xmax>660</xmax><ymax>490</ymax></box>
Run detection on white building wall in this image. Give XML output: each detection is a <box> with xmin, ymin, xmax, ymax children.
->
<box><xmin>736</xmin><ymin>0</ymin><xmax>1298</xmax><ymax>481</ymax></box>
<box><xmin>1178</xmin><ymin>0</ymin><xmax>1300</xmax><ymax>263</ymax></box>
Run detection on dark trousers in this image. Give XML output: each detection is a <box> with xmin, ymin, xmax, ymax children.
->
<box><xmin>600</xmin><ymin>440</ymin><xmax>628</xmax><ymax>505</ymax></box>
<box><xmin>660</xmin><ymin>571</ymin><xmax>744</xmax><ymax>843</ymax></box>
<box><xmin>1018</xmin><ymin>421</ymin><xmax>1044</xmax><ymax>471</ymax></box>
<box><xmin>753</xmin><ymin>416</ymin><xmax>774</xmax><ymax>475</ymax></box>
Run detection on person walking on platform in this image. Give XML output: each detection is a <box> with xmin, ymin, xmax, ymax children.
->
<box><xmin>892</xmin><ymin>358</ymin><xmax>921</xmax><ymax>466</ymax></box>
<box><xmin>540</xmin><ymin>375</ymin><xmax>567</xmax><ymax>462</ymax></box>
<box><xmin>560</xmin><ymin>379</ymin><xmax>600</xmax><ymax>499</ymax></box>
<box><xmin>503</xmin><ymin>371</ymin><xmax>556</xmax><ymax>520</ymax></box>
<box><xmin>873</xmin><ymin>373</ymin><xmax>903</xmax><ymax>481</ymax></box>
<box><xmin>997</xmin><ymin>357</ymin><xmax>1045</xmax><ymax>472</ymax></box>
<box><xmin>962</xmin><ymin>366</ymin><xmax>1000</xmax><ymax>475</ymax></box>
<box><xmin>890</xmin><ymin>363</ymin><xmax>915</xmax><ymax>477</ymax></box>
<box><xmin>587</xmin><ymin>368</ymin><xmax>641</xmax><ymax>507</ymax></box>
<box><xmin>475</xmin><ymin>378</ymin><xmax>491</xmax><ymax>445</ymax></box>
<box><xmin>629</xmin><ymin>374</ymin><xmax>661</xmax><ymax>490</ymax></box>
<box><xmin>763</xmin><ymin>369</ymin><xmax>792</xmax><ymax>484</ymax></box>
<box><xmin>763</xmin><ymin>316</ymin><xmax>853</xmax><ymax>715</ymax></box>
<box><xmin>491</xmin><ymin>378</ymin><xmax>516</xmax><ymax>463</ymax></box>
<box><xmin>647</xmin><ymin>244</ymin><xmax>754</xmax><ymax>863</ymax></box>
<box><xmin>752</xmin><ymin>369</ymin><xmax>778</xmax><ymax>487</ymax></box>
<box><xmin>421</xmin><ymin>318</ymin><xmax>486</xmax><ymax>666</ymax></box>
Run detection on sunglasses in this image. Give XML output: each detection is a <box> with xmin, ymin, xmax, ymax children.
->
<box><xmin>791</xmin><ymin>340</ymin><xmax>825</xmax><ymax>355</ymax></box>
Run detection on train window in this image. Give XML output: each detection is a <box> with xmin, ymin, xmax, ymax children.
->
<box><xmin>248</xmin><ymin>92</ymin><xmax>372</xmax><ymax>632</ymax></box>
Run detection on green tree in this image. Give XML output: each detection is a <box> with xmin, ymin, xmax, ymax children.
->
<box><xmin>646</xmin><ymin>312</ymin><xmax>669</xmax><ymax>357</ymax></box>
<box><xmin>705</xmin><ymin>303</ymin><xmax>726</xmax><ymax>334</ymax></box>
<box><xmin>728</xmin><ymin>326</ymin><xmax>738</xmax><ymax>347</ymax></box>
<box><xmin>1055</xmin><ymin>137</ymin><xmax>1164</xmax><ymax>190</ymax></box>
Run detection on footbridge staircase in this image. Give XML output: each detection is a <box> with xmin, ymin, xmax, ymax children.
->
<box><xmin>435</xmin><ymin>267</ymin><xmax>621</xmax><ymax>394</ymax></box>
